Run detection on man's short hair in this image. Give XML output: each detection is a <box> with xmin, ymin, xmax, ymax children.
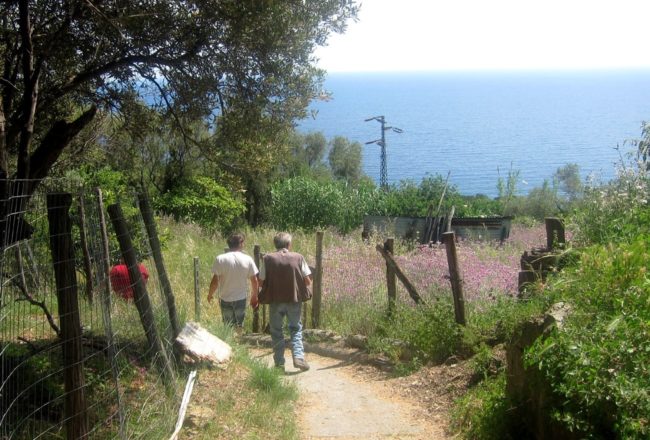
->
<box><xmin>227</xmin><ymin>233</ymin><xmax>245</xmax><ymax>250</ymax></box>
<box><xmin>273</xmin><ymin>232</ymin><xmax>292</xmax><ymax>250</ymax></box>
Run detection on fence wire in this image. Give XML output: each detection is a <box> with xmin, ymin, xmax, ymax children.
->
<box><xmin>0</xmin><ymin>179</ymin><xmax>181</xmax><ymax>439</ymax></box>
<box><xmin>0</xmin><ymin>178</ymin><xmax>544</xmax><ymax>439</ymax></box>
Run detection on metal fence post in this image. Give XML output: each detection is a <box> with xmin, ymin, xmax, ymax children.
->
<box><xmin>194</xmin><ymin>256</ymin><xmax>201</xmax><ymax>321</ymax></box>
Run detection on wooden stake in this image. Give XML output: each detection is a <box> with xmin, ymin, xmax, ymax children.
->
<box><xmin>443</xmin><ymin>231</ymin><xmax>466</xmax><ymax>325</ymax></box>
<box><xmin>47</xmin><ymin>193</ymin><xmax>88</xmax><ymax>439</ymax></box>
<box><xmin>312</xmin><ymin>231</ymin><xmax>323</xmax><ymax>328</ymax></box>
<box><xmin>108</xmin><ymin>202</ymin><xmax>175</xmax><ymax>383</ymax></box>
<box><xmin>138</xmin><ymin>192</ymin><xmax>181</xmax><ymax>338</ymax></box>
<box><xmin>253</xmin><ymin>245</ymin><xmax>261</xmax><ymax>332</ymax></box>
<box><xmin>376</xmin><ymin>242</ymin><xmax>424</xmax><ymax>305</ymax></box>
<box><xmin>545</xmin><ymin>217</ymin><xmax>565</xmax><ymax>250</ymax></box>
<box><xmin>385</xmin><ymin>238</ymin><xmax>397</xmax><ymax>313</ymax></box>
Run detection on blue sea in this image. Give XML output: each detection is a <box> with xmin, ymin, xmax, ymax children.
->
<box><xmin>298</xmin><ymin>70</ymin><xmax>650</xmax><ymax>197</ymax></box>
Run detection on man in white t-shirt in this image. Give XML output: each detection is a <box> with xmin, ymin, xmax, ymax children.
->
<box><xmin>208</xmin><ymin>233</ymin><xmax>259</xmax><ymax>331</ymax></box>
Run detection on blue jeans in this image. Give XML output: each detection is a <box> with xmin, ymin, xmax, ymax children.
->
<box><xmin>269</xmin><ymin>302</ymin><xmax>304</xmax><ymax>367</ymax></box>
<box><xmin>220</xmin><ymin>298</ymin><xmax>247</xmax><ymax>327</ymax></box>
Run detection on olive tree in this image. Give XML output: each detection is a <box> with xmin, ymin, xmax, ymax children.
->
<box><xmin>328</xmin><ymin>135</ymin><xmax>362</xmax><ymax>184</ymax></box>
<box><xmin>0</xmin><ymin>0</ymin><xmax>358</xmax><ymax>243</ymax></box>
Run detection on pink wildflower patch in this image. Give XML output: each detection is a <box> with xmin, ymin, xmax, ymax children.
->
<box><xmin>319</xmin><ymin>223</ymin><xmax>548</xmax><ymax>305</ymax></box>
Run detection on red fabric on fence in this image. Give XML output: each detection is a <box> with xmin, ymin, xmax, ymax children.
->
<box><xmin>109</xmin><ymin>263</ymin><xmax>149</xmax><ymax>300</ymax></box>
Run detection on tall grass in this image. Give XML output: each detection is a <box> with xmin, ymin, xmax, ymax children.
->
<box><xmin>159</xmin><ymin>217</ymin><xmax>548</xmax><ymax>336</ymax></box>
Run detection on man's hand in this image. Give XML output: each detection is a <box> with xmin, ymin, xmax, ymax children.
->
<box><xmin>208</xmin><ymin>275</ymin><xmax>219</xmax><ymax>304</ymax></box>
<box><xmin>250</xmin><ymin>275</ymin><xmax>259</xmax><ymax>309</ymax></box>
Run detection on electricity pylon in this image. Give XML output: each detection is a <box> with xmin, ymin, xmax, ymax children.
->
<box><xmin>365</xmin><ymin>115</ymin><xmax>403</xmax><ymax>189</ymax></box>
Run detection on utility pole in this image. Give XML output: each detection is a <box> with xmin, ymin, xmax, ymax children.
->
<box><xmin>365</xmin><ymin>116</ymin><xmax>402</xmax><ymax>189</ymax></box>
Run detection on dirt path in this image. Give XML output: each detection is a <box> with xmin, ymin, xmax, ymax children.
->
<box><xmin>250</xmin><ymin>348</ymin><xmax>450</xmax><ymax>440</ymax></box>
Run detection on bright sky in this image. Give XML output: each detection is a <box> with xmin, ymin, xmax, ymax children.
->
<box><xmin>316</xmin><ymin>0</ymin><xmax>650</xmax><ymax>72</ymax></box>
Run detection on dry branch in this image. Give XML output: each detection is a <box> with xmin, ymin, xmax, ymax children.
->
<box><xmin>14</xmin><ymin>245</ymin><xmax>60</xmax><ymax>336</ymax></box>
<box><xmin>375</xmin><ymin>244</ymin><xmax>424</xmax><ymax>305</ymax></box>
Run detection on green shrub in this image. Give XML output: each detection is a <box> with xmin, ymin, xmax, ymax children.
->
<box><xmin>526</xmin><ymin>238</ymin><xmax>650</xmax><ymax>438</ymax></box>
<box><xmin>269</xmin><ymin>176</ymin><xmax>377</xmax><ymax>233</ymax></box>
<box><xmin>155</xmin><ymin>176</ymin><xmax>245</xmax><ymax>234</ymax></box>
<box><xmin>500</xmin><ymin>180</ymin><xmax>561</xmax><ymax>221</ymax></box>
<box><xmin>451</xmin><ymin>374</ymin><xmax>513</xmax><ymax>440</ymax></box>
<box><xmin>571</xmin><ymin>165</ymin><xmax>649</xmax><ymax>245</ymax></box>
<box><xmin>469</xmin><ymin>343</ymin><xmax>500</xmax><ymax>383</ymax></box>
<box><xmin>464</xmin><ymin>295</ymin><xmax>552</xmax><ymax>347</ymax></box>
<box><xmin>369</xmin><ymin>299</ymin><xmax>463</xmax><ymax>366</ymax></box>
<box><xmin>370</xmin><ymin>176</ymin><xmax>470</xmax><ymax>217</ymax></box>
<box><xmin>63</xmin><ymin>165</ymin><xmax>150</xmax><ymax>259</ymax></box>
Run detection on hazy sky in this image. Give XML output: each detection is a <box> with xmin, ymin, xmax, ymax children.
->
<box><xmin>315</xmin><ymin>0</ymin><xmax>650</xmax><ymax>72</ymax></box>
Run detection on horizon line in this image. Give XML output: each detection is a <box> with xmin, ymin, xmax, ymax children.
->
<box><xmin>321</xmin><ymin>66</ymin><xmax>650</xmax><ymax>75</ymax></box>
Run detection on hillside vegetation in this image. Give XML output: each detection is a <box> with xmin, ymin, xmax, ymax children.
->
<box><xmin>452</xmin><ymin>153</ymin><xmax>650</xmax><ymax>439</ymax></box>
<box><xmin>159</xmin><ymin>146</ymin><xmax>649</xmax><ymax>439</ymax></box>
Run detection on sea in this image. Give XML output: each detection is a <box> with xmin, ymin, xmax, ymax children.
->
<box><xmin>297</xmin><ymin>70</ymin><xmax>650</xmax><ymax>197</ymax></box>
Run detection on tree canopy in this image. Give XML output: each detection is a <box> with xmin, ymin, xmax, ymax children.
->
<box><xmin>0</xmin><ymin>0</ymin><xmax>358</xmax><ymax>240</ymax></box>
<box><xmin>328</xmin><ymin>135</ymin><xmax>362</xmax><ymax>184</ymax></box>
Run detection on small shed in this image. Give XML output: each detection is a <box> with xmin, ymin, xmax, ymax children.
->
<box><xmin>363</xmin><ymin>215</ymin><xmax>512</xmax><ymax>243</ymax></box>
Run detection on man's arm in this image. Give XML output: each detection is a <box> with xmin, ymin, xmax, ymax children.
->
<box><xmin>207</xmin><ymin>275</ymin><xmax>219</xmax><ymax>303</ymax></box>
<box><xmin>300</xmin><ymin>256</ymin><xmax>312</xmax><ymax>287</ymax></box>
<box><xmin>250</xmin><ymin>275</ymin><xmax>259</xmax><ymax>302</ymax></box>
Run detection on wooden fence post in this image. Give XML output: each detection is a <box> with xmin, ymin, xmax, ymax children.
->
<box><xmin>47</xmin><ymin>193</ymin><xmax>88</xmax><ymax>440</ymax></box>
<box><xmin>194</xmin><ymin>257</ymin><xmax>201</xmax><ymax>322</ymax></box>
<box><xmin>138</xmin><ymin>192</ymin><xmax>181</xmax><ymax>338</ymax></box>
<box><xmin>311</xmin><ymin>231</ymin><xmax>323</xmax><ymax>328</ymax></box>
<box><xmin>445</xmin><ymin>205</ymin><xmax>455</xmax><ymax>233</ymax></box>
<box><xmin>518</xmin><ymin>270</ymin><xmax>537</xmax><ymax>296</ymax></box>
<box><xmin>385</xmin><ymin>238</ymin><xmax>396</xmax><ymax>315</ymax></box>
<box><xmin>443</xmin><ymin>231</ymin><xmax>466</xmax><ymax>325</ymax></box>
<box><xmin>256</xmin><ymin>245</ymin><xmax>268</xmax><ymax>333</ymax></box>
<box><xmin>107</xmin><ymin>203</ymin><xmax>175</xmax><ymax>383</ymax></box>
<box><xmin>253</xmin><ymin>245</ymin><xmax>261</xmax><ymax>332</ymax></box>
<box><xmin>545</xmin><ymin>217</ymin><xmax>565</xmax><ymax>250</ymax></box>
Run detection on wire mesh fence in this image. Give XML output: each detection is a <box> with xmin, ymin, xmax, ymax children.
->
<box><xmin>0</xmin><ymin>179</ymin><xmax>181</xmax><ymax>439</ymax></box>
<box><xmin>0</xmin><ymin>176</ymin><xmax>547</xmax><ymax>438</ymax></box>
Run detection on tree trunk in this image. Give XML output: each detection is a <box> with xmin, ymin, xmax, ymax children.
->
<box><xmin>0</xmin><ymin>107</ymin><xmax>96</xmax><ymax>247</ymax></box>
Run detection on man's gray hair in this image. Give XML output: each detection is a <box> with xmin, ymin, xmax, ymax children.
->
<box><xmin>273</xmin><ymin>232</ymin><xmax>292</xmax><ymax>250</ymax></box>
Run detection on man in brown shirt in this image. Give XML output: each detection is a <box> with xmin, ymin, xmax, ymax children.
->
<box><xmin>259</xmin><ymin>232</ymin><xmax>312</xmax><ymax>372</ymax></box>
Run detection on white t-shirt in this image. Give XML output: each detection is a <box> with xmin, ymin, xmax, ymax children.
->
<box><xmin>211</xmin><ymin>251</ymin><xmax>258</xmax><ymax>302</ymax></box>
